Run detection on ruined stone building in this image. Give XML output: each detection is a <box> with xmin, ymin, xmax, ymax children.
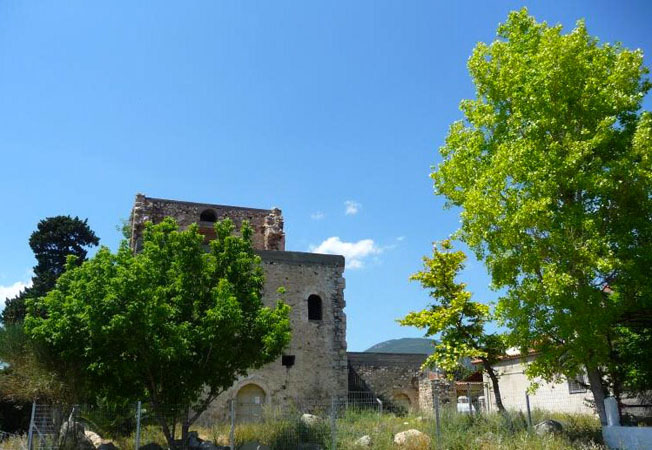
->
<box><xmin>347</xmin><ymin>352</ymin><xmax>428</xmax><ymax>412</ymax></box>
<box><xmin>129</xmin><ymin>194</ymin><xmax>347</xmax><ymax>422</ymax></box>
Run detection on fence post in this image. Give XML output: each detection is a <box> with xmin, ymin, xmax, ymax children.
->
<box><xmin>26</xmin><ymin>401</ymin><xmax>36</xmax><ymax>450</ymax></box>
<box><xmin>134</xmin><ymin>401</ymin><xmax>142</xmax><ymax>450</ymax></box>
<box><xmin>330</xmin><ymin>397</ymin><xmax>337</xmax><ymax>450</ymax></box>
<box><xmin>376</xmin><ymin>398</ymin><xmax>383</xmax><ymax>416</ymax></box>
<box><xmin>467</xmin><ymin>383</ymin><xmax>472</xmax><ymax>415</ymax></box>
<box><xmin>525</xmin><ymin>392</ymin><xmax>533</xmax><ymax>429</ymax></box>
<box><xmin>434</xmin><ymin>389</ymin><xmax>441</xmax><ymax>445</ymax></box>
<box><xmin>229</xmin><ymin>399</ymin><xmax>235</xmax><ymax>450</ymax></box>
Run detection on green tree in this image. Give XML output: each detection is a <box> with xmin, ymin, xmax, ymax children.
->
<box><xmin>400</xmin><ymin>240</ymin><xmax>507</xmax><ymax>412</ymax></box>
<box><xmin>25</xmin><ymin>218</ymin><xmax>291</xmax><ymax>449</ymax></box>
<box><xmin>2</xmin><ymin>216</ymin><xmax>99</xmax><ymax>324</ymax></box>
<box><xmin>433</xmin><ymin>8</ymin><xmax>651</xmax><ymax>423</ymax></box>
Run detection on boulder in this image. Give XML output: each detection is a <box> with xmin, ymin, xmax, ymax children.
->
<box><xmin>534</xmin><ymin>419</ymin><xmax>563</xmax><ymax>435</ymax></box>
<box><xmin>188</xmin><ymin>431</ymin><xmax>203</xmax><ymax>448</ymax></box>
<box><xmin>198</xmin><ymin>443</ymin><xmax>222</xmax><ymax>450</ymax></box>
<box><xmin>85</xmin><ymin>430</ymin><xmax>104</xmax><ymax>448</ymax></box>
<box><xmin>139</xmin><ymin>444</ymin><xmax>164</xmax><ymax>450</ymax></box>
<box><xmin>98</xmin><ymin>443</ymin><xmax>119</xmax><ymax>450</ymax></box>
<box><xmin>393</xmin><ymin>429</ymin><xmax>431</xmax><ymax>447</ymax></box>
<box><xmin>354</xmin><ymin>435</ymin><xmax>372</xmax><ymax>447</ymax></box>
<box><xmin>300</xmin><ymin>414</ymin><xmax>321</xmax><ymax>426</ymax></box>
<box><xmin>239</xmin><ymin>443</ymin><xmax>269</xmax><ymax>450</ymax></box>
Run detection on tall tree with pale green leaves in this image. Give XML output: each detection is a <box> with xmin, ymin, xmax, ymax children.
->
<box><xmin>25</xmin><ymin>218</ymin><xmax>291</xmax><ymax>450</ymax></box>
<box><xmin>400</xmin><ymin>240</ymin><xmax>507</xmax><ymax>412</ymax></box>
<box><xmin>433</xmin><ymin>8</ymin><xmax>651</xmax><ymax>423</ymax></box>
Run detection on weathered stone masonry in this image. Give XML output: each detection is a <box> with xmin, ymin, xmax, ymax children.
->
<box><xmin>129</xmin><ymin>194</ymin><xmax>346</xmax><ymax>422</ymax></box>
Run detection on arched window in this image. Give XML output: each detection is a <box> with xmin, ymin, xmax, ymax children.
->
<box><xmin>200</xmin><ymin>209</ymin><xmax>217</xmax><ymax>222</ymax></box>
<box><xmin>308</xmin><ymin>295</ymin><xmax>322</xmax><ymax>321</ymax></box>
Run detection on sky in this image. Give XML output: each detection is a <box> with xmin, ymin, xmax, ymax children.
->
<box><xmin>1</xmin><ymin>1</ymin><xmax>651</xmax><ymax>351</ymax></box>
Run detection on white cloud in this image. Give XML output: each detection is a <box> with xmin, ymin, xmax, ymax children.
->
<box><xmin>311</xmin><ymin>236</ymin><xmax>381</xmax><ymax>269</ymax></box>
<box><xmin>397</xmin><ymin>236</ymin><xmax>406</xmax><ymax>241</ymax></box>
<box><xmin>344</xmin><ymin>200</ymin><xmax>361</xmax><ymax>216</ymax></box>
<box><xmin>0</xmin><ymin>280</ymin><xmax>32</xmax><ymax>311</ymax></box>
<box><xmin>310</xmin><ymin>211</ymin><xmax>325</xmax><ymax>220</ymax></box>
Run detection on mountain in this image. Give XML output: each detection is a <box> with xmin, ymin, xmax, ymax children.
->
<box><xmin>364</xmin><ymin>338</ymin><xmax>435</xmax><ymax>355</ymax></box>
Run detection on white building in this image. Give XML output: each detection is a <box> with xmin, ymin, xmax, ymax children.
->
<box><xmin>476</xmin><ymin>351</ymin><xmax>596</xmax><ymax>415</ymax></box>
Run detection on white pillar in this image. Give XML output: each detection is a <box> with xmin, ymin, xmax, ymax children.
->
<box><xmin>604</xmin><ymin>397</ymin><xmax>620</xmax><ymax>427</ymax></box>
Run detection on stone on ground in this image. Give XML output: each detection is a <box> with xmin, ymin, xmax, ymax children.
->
<box><xmin>300</xmin><ymin>413</ymin><xmax>322</xmax><ymax>426</ymax></box>
<box><xmin>393</xmin><ymin>429</ymin><xmax>431</xmax><ymax>447</ymax></box>
<box><xmin>534</xmin><ymin>419</ymin><xmax>563</xmax><ymax>435</ymax></box>
<box><xmin>84</xmin><ymin>430</ymin><xmax>104</xmax><ymax>448</ymax></box>
<box><xmin>354</xmin><ymin>435</ymin><xmax>372</xmax><ymax>447</ymax></box>
<box><xmin>139</xmin><ymin>443</ymin><xmax>164</xmax><ymax>450</ymax></box>
<box><xmin>98</xmin><ymin>443</ymin><xmax>118</xmax><ymax>450</ymax></box>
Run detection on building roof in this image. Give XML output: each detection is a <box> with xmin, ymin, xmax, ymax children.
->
<box><xmin>347</xmin><ymin>352</ymin><xmax>429</xmax><ymax>368</ymax></box>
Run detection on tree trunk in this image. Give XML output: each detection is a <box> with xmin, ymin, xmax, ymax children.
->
<box><xmin>181</xmin><ymin>409</ymin><xmax>190</xmax><ymax>450</ymax></box>
<box><xmin>481</xmin><ymin>357</ymin><xmax>506</xmax><ymax>413</ymax></box>
<box><xmin>586</xmin><ymin>365</ymin><xmax>608</xmax><ymax>425</ymax></box>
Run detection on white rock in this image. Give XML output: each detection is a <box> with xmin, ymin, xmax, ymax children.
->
<box><xmin>300</xmin><ymin>413</ymin><xmax>321</xmax><ymax>426</ymax></box>
<box><xmin>84</xmin><ymin>430</ymin><xmax>104</xmax><ymax>448</ymax></box>
<box><xmin>354</xmin><ymin>435</ymin><xmax>372</xmax><ymax>447</ymax></box>
<box><xmin>394</xmin><ymin>429</ymin><xmax>431</xmax><ymax>447</ymax></box>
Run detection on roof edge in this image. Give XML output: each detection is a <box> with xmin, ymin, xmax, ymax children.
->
<box><xmin>142</xmin><ymin>195</ymin><xmax>274</xmax><ymax>213</ymax></box>
<box><xmin>257</xmin><ymin>250</ymin><xmax>344</xmax><ymax>267</ymax></box>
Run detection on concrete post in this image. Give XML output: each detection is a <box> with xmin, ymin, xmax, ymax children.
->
<box><xmin>376</xmin><ymin>398</ymin><xmax>383</xmax><ymax>416</ymax></box>
<box><xmin>467</xmin><ymin>383</ymin><xmax>472</xmax><ymax>415</ymax></box>
<box><xmin>605</xmin><ymin>397</ymin><xmax>620</xmax><ymax>427</ymax></box>
<box><xmin>134</xmin><ymin>401</ymin><xmax>142</xmax><ymax>450</ymax></box>
<box><xmin>27</xmin><ymin>401</ymin><xmax>36</xmax><ymax>450</ymax></box>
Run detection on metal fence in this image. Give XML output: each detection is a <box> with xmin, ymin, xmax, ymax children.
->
<box><xmin>7</xmin><ymin>386</ymin><xmax>622</xmax><ymax>450</ymax></box>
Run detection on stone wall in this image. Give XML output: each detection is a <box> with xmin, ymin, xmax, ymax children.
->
<box><xmin>347</xmin><ymin>352</ymin><xmax>427</xmax><ymax>411</ymax></box>
<box><xmin>129</xmin><ymin>194</ymin><xmax>285</xmax><ymax>251</ymax></box>
<box><xmin>199</xmin><ymin>250</ymin><xmax>347</xmax><ymax>423</ymax></box>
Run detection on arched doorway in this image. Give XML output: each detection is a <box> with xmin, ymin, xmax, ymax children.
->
<box><xmin>236</xmin><ymin>384</ymin><xmax>266</xmax><ymax>423</ymax></box>
<box><xmin>393</xmin><ymin>393</ymin><xmax>412</xmax><ymax>412</ymax></box>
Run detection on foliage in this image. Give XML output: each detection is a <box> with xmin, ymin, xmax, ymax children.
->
<box><xmin>400</xmin><ymin>240</ymin><xmax>505</xmax><ymax>375</ymax></box>
<box><xmin>24</xmin><ymin>218</ymin><xmax>291</xmax><ymax>448</ymax></box>
<box><xmin>0</xmin><ymin>325</ymin><xmax>75</xmax><ymax>404</ymax></box>
<box><xmin>1</xmin><ymin>216</ymin><xmax>99</xmax><ymax>324</ymax></box>
<box><xmin>432</xmin><ymin>7</ymin><xmax>651</xmax><ymax>413</ymax></box>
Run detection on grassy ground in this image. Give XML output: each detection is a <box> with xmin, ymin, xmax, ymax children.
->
<box><xmin>1</xmin><ymin>408</ymin><xmax>605</xmax><ymax>449</ymax></box>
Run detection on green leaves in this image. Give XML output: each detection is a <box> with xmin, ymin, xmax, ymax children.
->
<box><xmin>433</xmin><ymin>7</ymin><xmax>652</xmax><ymax>395</ymax></box>
<box><xmin>400</xmin><ymin>240</ymin><xmax>503</xmax><ymax>376</ymax></box>
<box><xmin>24</xmin><ymin>217</ymin><xmax>291</xmax><ymax>416</ymax></box>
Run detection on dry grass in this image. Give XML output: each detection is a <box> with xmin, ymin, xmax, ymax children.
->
<box><xmin>2</xmin><ymin>408</ymin><xmax>605</xmax><ymax>449</ymax></box>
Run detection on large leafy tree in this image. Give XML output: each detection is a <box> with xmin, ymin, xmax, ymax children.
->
<box><xmin>2</xmin><ymin>216</ymin><xmax>99</xmax><ymax>324</ymax></box>
<box><xmin>433</xmin><ymin>8</ymin><xmax>651</xmax><ymax>423</ymax></box>
<box><xmin>25</xmin><ymin>218</ymin><xmax>291</xmax><ymax>449</ymax></box>
<box><xmin>400</xmin><ymin>240</ymin><xmax>507</xmax><ymax>412</ymax></box>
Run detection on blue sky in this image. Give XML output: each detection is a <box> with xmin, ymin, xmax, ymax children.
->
<box><xmin>1</xmin><ymin>1</ymin><xmax>650</xmax><ymax>351</ymax></box>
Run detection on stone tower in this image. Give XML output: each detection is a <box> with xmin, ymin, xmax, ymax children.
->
<box><xmin>129</xmin><ymin>194</ymin><xmax>347</xmax><ymax>422</ymax></box>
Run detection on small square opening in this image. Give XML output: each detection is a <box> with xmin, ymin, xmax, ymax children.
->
<box><xmin>282</xmin><ymin>355</ymin><xmax>295</xmax><ymax>368</ymax></box>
